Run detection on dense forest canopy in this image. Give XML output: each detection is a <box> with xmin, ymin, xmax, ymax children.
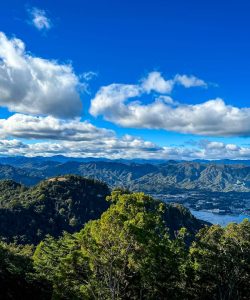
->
<box><xmin>0</xmin><ymin>176</ymin><xmax>249</xmax><ymax>299</ymax></box>
<box><xmin>0</xmin><ymin>176</ymin><xmax>206</xmax><ymax>244</ymax></box>
<box><xmin>0</xmin><ymin>176</ymin><xmax>110</xmax><ymax>244</ymax></box>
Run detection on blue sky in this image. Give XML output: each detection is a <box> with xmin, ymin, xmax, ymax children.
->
<box><xmin>0</xmin><ymin>0</ymin><xmax>250</xmax><ymax>159</ymax></box>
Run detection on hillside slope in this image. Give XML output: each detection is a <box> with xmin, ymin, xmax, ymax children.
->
<box><xmin>0</xmin><ymin>176</ymin><xmax>206</xmax><ymax>244</ymax></box>
<box><xmin>0</xmin><ymin>176</ymin><xmax>110</xmax><ymax>244</ymax></box>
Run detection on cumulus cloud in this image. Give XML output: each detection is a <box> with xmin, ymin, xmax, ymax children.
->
<box><xmin>0</xmin><ymin>30</ymin><xmax>247</xmax><ymax>161</ymax></box>
<box><xmin>0</xmin><ymin>114</ymin><xmax>114</xmax><ymax>141</ymax></box>
<box><xmin>0</xmin><ymin>113</ymin><xmax>166</xmax><ymax>159</ymax></box>
<box><xmin>0</xmin><ymin>32</ymin><xmax>83</xmax><ymax>118</ymax></box>
<box><xmin>174</xmin><ymin>74</ymin><xmax>207</xmax><ymax>88</ymax></box>
<box><xmin>0</xmin><ymin>112</ymin><xmax>247</xmax><ymax>160</ymax></box>
<box><xmin>90</xmin><ymin>72</ymin><xmax>206</xmax><ymax>118</ymax></box>
<box><xmin>141</xmin><ymin>72</ymin><xmax>174</xmax><ymax>93</ymax></box>
<box><xmin>141</xmin><ymin>71</ymin><xmax>206</xmax><ymax>94</ymax></box>
<box><xmin>90</xmin><ymin>83</ymin><xmax>141</xmax><ymax>122</ymax></box>
<box><xmin>27</xmin><ymin>7</ymin><xmax>52</xmax><ymax>31</ymax></box>
<box><xmin>0</xmin><ymin>135</ymin><xmax>164</xmax><ymax>159</ymax></box>
<box><xmin>90</xmin><ymin>74</ymin><xmax>250</xmax><ymax>137</ymax></box>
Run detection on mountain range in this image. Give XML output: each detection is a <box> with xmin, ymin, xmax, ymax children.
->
<box><xmin>1</xmin><ymin>156</ymin><xmax>250</xmax><ymax>192</ymax></box>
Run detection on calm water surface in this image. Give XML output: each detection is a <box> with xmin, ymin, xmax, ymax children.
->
<box><xmin>190</xmin><ymin>209</ymin><xmax>249</xmax><ymax>226</ymax></box>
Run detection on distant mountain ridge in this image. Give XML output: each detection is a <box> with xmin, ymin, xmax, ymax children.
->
<box><xmin>1</xmin><ymin>156</ymin><xmax>250</xmax><ymax>192</ymax></box>
<box><xmin>2</xmin><ymin>155</ymin><xmax>250</xmax><ymax>166</ymax></box>
<box><xmin>0</xmin><ymin>155</ymin><xmax>168</xmax><ymax>166</ymax></box>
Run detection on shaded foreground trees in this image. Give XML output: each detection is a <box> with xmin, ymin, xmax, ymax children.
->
<box><xmin>189</xmin><ymin>220</ymin><xmax>250</xmax><ymax>300</ymax></box>
<box><xmin>0</xmin><ymin>241</ymin><xmax>50</xmax><ymax>299</ymax></box>
<box><xmin>32</xmin><ymin>191</ymin><xmax>250</xmax><ymax>300</ymax></box>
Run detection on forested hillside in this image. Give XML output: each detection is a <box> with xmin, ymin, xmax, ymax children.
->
<box><xmin>0</xmin><ymin>189</ymin><xmax>249</xmax><ymax>300</ymax></box>
<box><xmin>0</xmin><ymin>176</ymin><xmax>205</xmax><ymax>244</ymax></box>
<box><xmin>0</xmin><ymin>176</ymin><xmax>110</xmax><ymax>244</ymax></box>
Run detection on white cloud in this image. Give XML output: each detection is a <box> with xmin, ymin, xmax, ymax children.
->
<box><xmin>0</xmin><ymin>114</ymin><xmax>114</xmax><ymax>141</ymax></box>
<box><xmin>0</xmin><ymin>135</ymin><xmax>163</xmax><ymax>159</ymax></box>
<box><xmin>141</xmin><ymin>71</ymin><xmax>206</xmax><ymax>94</ymax></box>
<box><xmin>0</xmin><ymin>113</ymin><xmax>247</xmax><ymax>161</ymax></box>
<box><xmin>90</xmin><ymin>83</ymin><xmax>141</xmax><ymax>121</ymax></box>
<box><xmin>174</xmin><ymin>74</ymin><xmax>207</xmax><ymax>88</ymax></box>
<box><xmin>0</xmin><ymin>113</ymin><xmax>165</xmax><ymax>159</ymax></box>
<box><xmin>141</xmin><ymin>72</ymin><xmax>174</xmax><ymax>93</ymax></box>
<box><xmin>81</xmin><ymin>71</ymin><xmax>98</xmax><ymax>81</ymax></box>
<box><xmin>90</xmin><ymin>74</ymin><xmax>250</xmax><ymax>137</ymax></box>
<box><xmin>90</xmin><ymin>72</ymin><xmax>206</xmax><ymax>118</ymax></box>
<box><xmin>0</xmin><ymin>30</ymin><xmax>247</xmax><ymax>161</ymax></box>
<box><xmin>0</xmin><ymin>115</ymin><xmax>248</xmax><ymax>160</ymax></box>
<box><xmin>0</xmin><ymin>32</ymin><xmax>83</xmax><ymax>118</ymax></box>
<box><xmin>28</xmin><ymin>7</ymin><xmax>52</xmax><ymax>31</ymax></box>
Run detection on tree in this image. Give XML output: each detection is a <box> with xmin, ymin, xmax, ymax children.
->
<box><xmin>34</xmin><ymin>192</ymin><xmax>187</xmax><ymax>299</ymax></box>
<box><xmin>33</xmin><ymin>233</ymin><xmax>89</xmax><ymax>299</ymax></box>
<box><xmin>78</xmin><ymin>192</ymin><xmax>188</xmax><ymax>299</ymax></box>
<box><xmin>0</xmin><ymin>241</ymin><xmax>50</xmax><ymax>299</ymax></box>
<box><xmin>189</xmin><ymin>219</ymin><xmax>250</xmax><ymax>300</ymax></box>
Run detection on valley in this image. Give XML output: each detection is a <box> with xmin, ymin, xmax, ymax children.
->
<box><xmin>0</xmin><ymin>156</ymin><xmax>250</xmax><ymax>225</ymax></box>
<box><xmin>150</xmin><ymin>190</ymin><xmax>250</xmax><ymax>225</ymax></box>
<box><xmin>150</xmin><ymin>190</ymin><xmax>250</xmax><ymax>215</ymax></box>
